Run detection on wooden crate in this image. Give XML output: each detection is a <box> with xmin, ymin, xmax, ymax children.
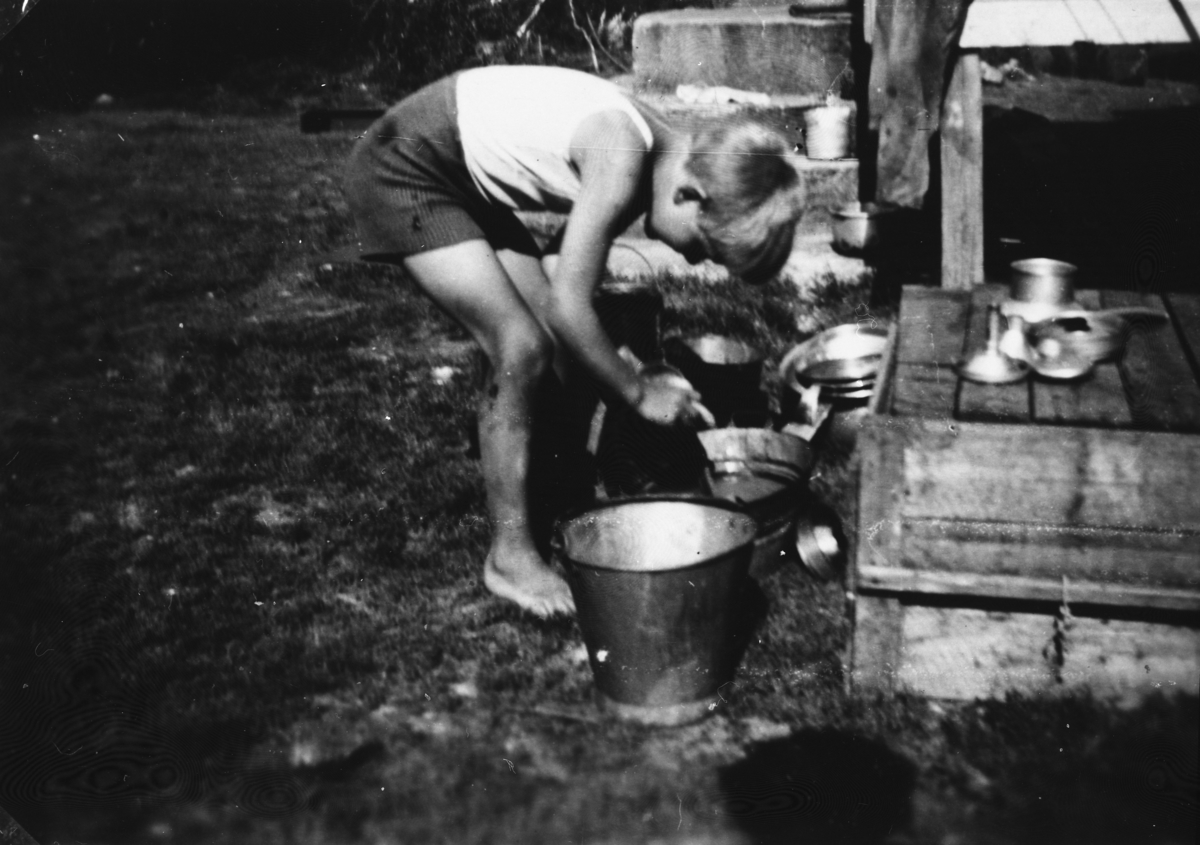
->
<box><xmin>850</xmin><ymin>284</ymin><xmax>1200</xmax><ymax>702</ymax></box>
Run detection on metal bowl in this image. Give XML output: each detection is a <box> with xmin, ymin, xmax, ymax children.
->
<box><xmin>780</xmin><ymin>324</ymin><xmax>890</xmax><ymax>388</ymax></box>
<box><xmin>697</xmin><ymin>428</ymin><xmax>814</xmax><ymax>578</ymax></box>
<box><xmin>1029</xmin><ymin>311</ymin><xmax>1126</xmax><ymax>364</ymax></box>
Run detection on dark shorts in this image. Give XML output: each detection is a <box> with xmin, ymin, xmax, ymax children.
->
<box><xmin>342</xmin><ymin>75</ymin><xmax>540</xmax><ymax>260</ymax></box>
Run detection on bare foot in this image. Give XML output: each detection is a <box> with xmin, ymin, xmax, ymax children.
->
<box><xmin>483</xmin><ymin>551</ymin><xmax>575</xmax><ymax>618</ymax></box>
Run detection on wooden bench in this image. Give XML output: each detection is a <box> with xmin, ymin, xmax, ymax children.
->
<box><xmin>866</xmin><ymin>0</ymin><xmax>1200</xmax><ymax>288</ymax></box>
<box><xmin>850</xmin><ymin>284</ymin><xmax>1200</xmax><ymax>702</ymax></box>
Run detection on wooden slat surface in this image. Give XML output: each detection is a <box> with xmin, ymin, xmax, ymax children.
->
<box><xmin>896</xmin><ymin>606</ymin><xmax>1057</xmax><ymax>700</ymax></box>
<box><xmin>1031</xmin><ymin>290</ymin><xmax>1134</xmax><ymax>427</ymax></box>
<box><xmin>1166</xmin><ymin>292</ymin><xmax>1200</xmax><ymax>378</ymax></box>
<box><xmin>900</xmin><ymin>420</ymin><xmax>1200</xmax><ymax>530</ymax></box>
<box><xmin>1104</xmin><ymin>289</ymin><xmax>1200</xmax><ymax>432</ymax></box>
<box><xmin>892</xmin><ymin>363</ymin><xmax>958</xmax><ymax>418</ymax></box>
<box><xmin>960</xmin><ymin>0</ymin><xmax>1200</xmax><ymax>48</ymax></box>
<box><xmin>956</xmin><ymin>286</ymin><xmax>1031</xmax><ymax>422</ymax></box>
<box><xmin>867</xmin><ymin>321</ymin><xmax>900</xmax><ymax>417</ymax></box>
<box><xmin>849</xmin><ymin>594</ymin><xmax>905</xmax><ymax>693</ymax></box>
<box><xmin>892</xmin><ymin>289</ymin><xmax>1200</xmax><ymax>430</ymax></box>
<box><xmin>860</xmin><ymin>565</ymin><xmax>1200</xmax><ymax>611</ymax></box>
<box><xmin>855</xmin><ymin>418</ymin><xmax>907</xmax><ymax>570</ymax></box>
<box><xmin>896</xmin><ymin>606</ymin><xmax>1200</xmax><ymax>702</ymax></box>
<box><xmin>941</xmin><ymin>54</ymin><xmax>985</xmax><ymax>291</ymax></box>
<box><xmin>896</xmin><ymin>285</ymin><xmax>971</xmax><ymax>365</ymax></box>
<box><xmin>1062</xmin><ymin>615</ymin><xmax>1200</xmax><ymax>698</ymax></box>
<box><xmin>898</xmin><ymin>518</ymin><xmax>1200</xmax><ymax>590</ymax></box>
<box><xmin>1031</xmin><ymin>355</ymin><xmax>1133</xmax><ymax>426</ymax></box>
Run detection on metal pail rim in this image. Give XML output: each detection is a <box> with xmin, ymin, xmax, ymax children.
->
<box><xmin>551</xmin><ymin>496</ymin><xmax>759</xmax><ymax>576</ymax></box>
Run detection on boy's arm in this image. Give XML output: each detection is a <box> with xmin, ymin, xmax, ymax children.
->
<box><xmin>552</xmin><ymin>111</ymin><xmax>708</xmax><ymax>427</ymax></box>
<box><xmin>549</xmin><ymin>110</ymin><xmax>648</xmax><ymax>408</ymax></box>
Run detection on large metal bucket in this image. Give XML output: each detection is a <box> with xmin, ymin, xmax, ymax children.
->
<box><xmin>553</xmin><ymin>499</ymin><xmax>759</xmax><ymax>726</ymax></box>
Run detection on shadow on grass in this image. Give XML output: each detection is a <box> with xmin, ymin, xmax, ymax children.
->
<box><xmin>713</xmin><ymin>730</ymin><xmax>915</xmax><ymax>844</ymax></box>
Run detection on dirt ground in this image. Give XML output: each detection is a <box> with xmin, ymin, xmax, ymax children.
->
<box><xmin>0</xmin><ymin>71</ymin><xmax>1197</xmax><ymax>845</ymax></box>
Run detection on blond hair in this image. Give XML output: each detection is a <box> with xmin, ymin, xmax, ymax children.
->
<box><xmin>685</xmin><ymin>122</ymin><xmax>804</xmax><ymax>285</ymax></box>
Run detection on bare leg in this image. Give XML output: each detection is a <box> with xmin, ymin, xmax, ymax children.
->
<box><xmin>498</xmin><ymin>249</ymin><xmax>567</xmax><ymax>381</ymax></box>
<box><xmin>496</xmin><ymin>249</ymin><xmax>598</xmax><ymax>551</ymax></box>
<box><xmin>403</xmin><ymin>241</ymin><xmax>574</xmax><ymax>617</ymax></box>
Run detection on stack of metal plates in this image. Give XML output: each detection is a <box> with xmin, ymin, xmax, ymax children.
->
<box><xmin>779</xmin><ymin>324</ymin><xmax>889</xmax><ymax>401</ymax></box>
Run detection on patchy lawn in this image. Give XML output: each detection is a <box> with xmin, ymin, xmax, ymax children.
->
<box><xmin>0</xmin><ymin>107</ymin><xmax>1195</xmax><ymax>845</ymax></box>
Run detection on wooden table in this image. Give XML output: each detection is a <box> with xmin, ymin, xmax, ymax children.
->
<box><xmin>850</xmin><ymin>284</ymin><xmax>1200</xmax><ymax>702</ymax></box>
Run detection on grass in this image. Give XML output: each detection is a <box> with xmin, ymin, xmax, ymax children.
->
<box><xmin>0</xmin><ymin>106</ymin><xmax>1196</xmax><ymax>845</ymax></box>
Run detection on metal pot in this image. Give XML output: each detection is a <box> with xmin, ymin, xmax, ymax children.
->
<box><xmin>594</xmin><ymin>276</ymin><xmax>663</xmax><ymax>364</ymax></box>
<box><xmin>1006</xmin><ymin>258</ymin><xmax>1078</xmax><ymax>322</ymax></box>
<box><xmin>596</xmin><ymin>363</ymin><xmax>712</xmax><ymax>498</ymax></box>
<box><xmin>664</xmin><ymin>335</ymin><xmax>766</xmax><ymax>429</ymax></box>
<box><xmin>804</xmin><ymin>103</ymin><xmax>854</xmax><ymax>160</ymax></box>
<box><xmin>831</xmin><ymin>202</ymin><xmax>882</xmax><ymax>255</ymax></box>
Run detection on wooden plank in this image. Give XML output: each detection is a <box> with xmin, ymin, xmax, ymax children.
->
<box><xmin>940</xmin><ymin>52</ymin><xmax>985</xmax><ymax>291</ymax></box>
<box><xmin>958</xmin><ymin>377</ymin><xmax>1032</xmax><ymax>423</ymax></box>
<box><xmin>896</xmin><ymin>605</ymin><xmax>1200</xmax><ymax>702</ymax></box>
<box><xmin>900</xmin><ymin>518</ymin><xmax>1200</xmax><ymax>592</ymax></box>
<box><xmin>896</xmin><ymin>286</ymin><xmax>972</xmax><ymax>365</ymax></box>
<box><xmin>850</xmin><ymin>594</ymin><xmax>904</xmax><ymax>693</ymax></box>
<box><xmin>859</xmin><ymin>565</ymin><xmax>1200</xmax><ymax>612</ymax></box>
<box><xmin>892</xmin><ymin>363</ymin><xmax>958</xmax><ymax>418</ymax></box>
<box><xmin>962</xmin><ymin>0</ymin><xmax>1087</xmax><ymax>47</ymax></box>
<box><xmin>1060</xmin><ymin>615</ymin><xmax>1200</xmax><ymax>700</ymax></box>
<box><xmin>1031</xmin><ymin>361</ymin><xmax>1133</xmax><ymax>427</ymax></box>
<box><xmin>1104</xmin><ymin>290</ymin><xmax>1200</xmax><ymax>432</ymax></box>
<box><xmin>855</xmin><ymin>417</ymin><xmax>907</xmax><ymax>570</ymax></box>
<box><xmin>1066</xmin><ymin>0</ymin><xmax>1126</xmax><ymax>43</ymax></box>
<box><xmin>1165</xmin><ymin>292</ymin><xmax>1200</xmax><ymax>379</ymax></box>
<box><xmin>1099</xmin><ymin>0</ymin><xmax>1200</xmax><ymax>44</ymax></box>
<box><xmin>897</xmin><ymin>606</ymin><xmax>1058</xmax><ymax>699</ymax></box>
<box><xmin>959</xmin><ymin>0</ymin><xmax>1200</xmax><ymax>48</ymax></box>
<box><xmin>867</xmin><ymin>321</ymin><xmax>900</xmax><ymax>417</ymax></box>
<box><xmin>956</xmin><ymin>286</ymin><xmax>1031</xmax><ymax>421</ymax></box>
<box><xmin>1031</xmin><ymin>290</ymin><xmax>1134</xmax><ymax>427</ymax></box>
<box><xmin>900</xmin><ymin>419</ymin><xmax>1200</xmax><ymax>530</ymax></box>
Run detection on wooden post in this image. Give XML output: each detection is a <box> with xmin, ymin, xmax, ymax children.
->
<box><xmin>940</xmin><ymin>51</ymin><xmax>984</xmax><ymax>290</ymax></box>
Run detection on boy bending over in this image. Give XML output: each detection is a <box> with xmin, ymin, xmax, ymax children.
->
<box><xmin>344</xmin><ymin>66</ymin><xmax>803</xmax><ymax>618</ymax></box>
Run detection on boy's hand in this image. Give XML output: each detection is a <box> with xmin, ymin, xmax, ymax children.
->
<box><xmin>635</xmin><ymin>370</ymin><xmax>716</xmax><ymax>429</ymax></box>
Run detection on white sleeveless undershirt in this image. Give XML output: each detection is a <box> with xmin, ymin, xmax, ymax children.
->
<box><xmin>456</xmin><ymin>66</ymin><xmax>655</xmax><ymax>213</ymax></box>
